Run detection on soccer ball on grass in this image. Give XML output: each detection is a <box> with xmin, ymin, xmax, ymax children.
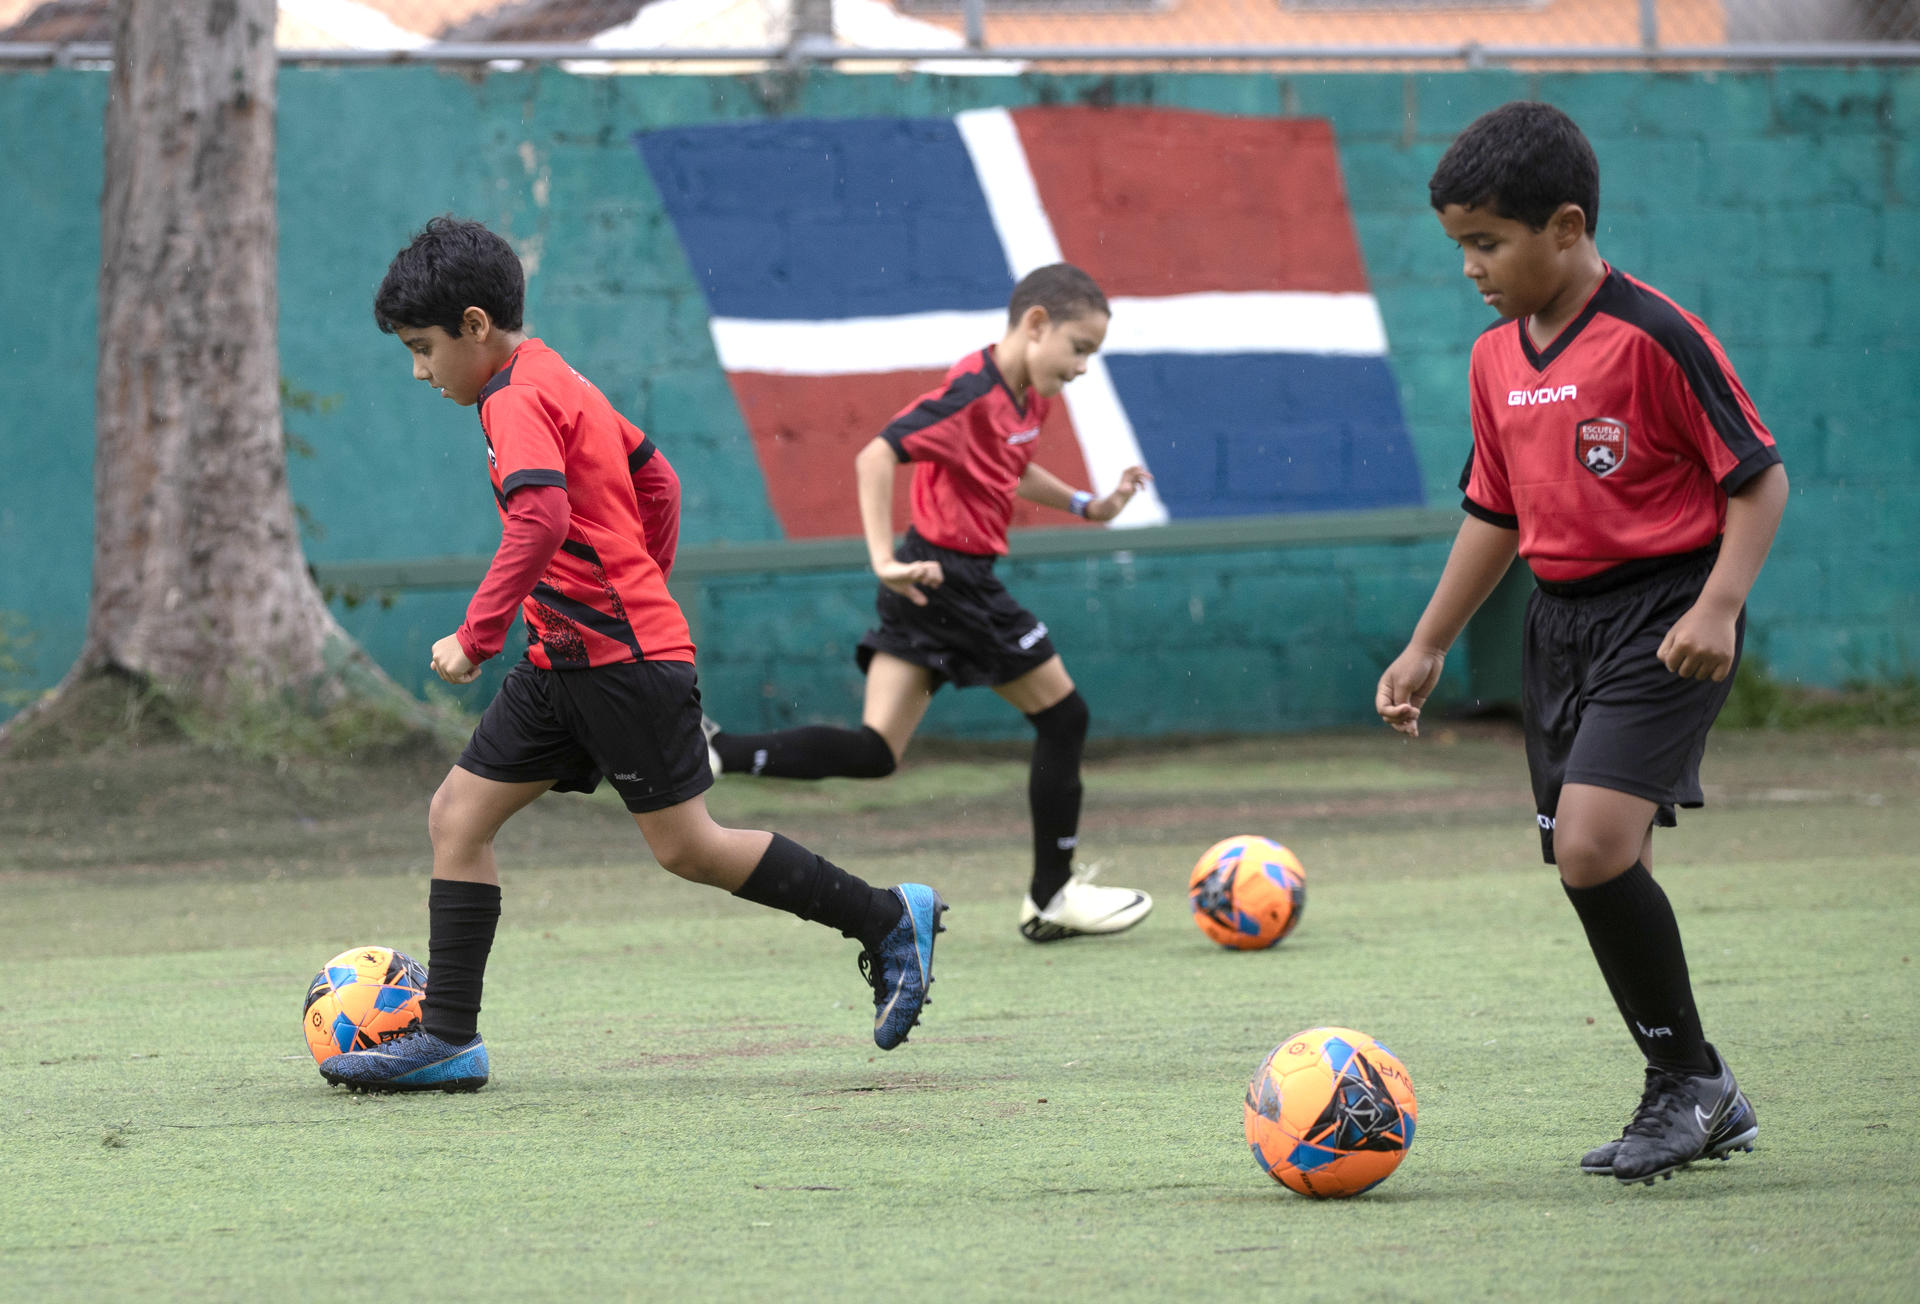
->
<box><xmin>1188</xmin><ymin>835</ymin><xmax>1306</xmax><ymax>949</ymax></box>
<box><xmin>302</xmin><ymin>945</ymin><xmax>428</xmax><ymax>1067</ymax></box>
<box><xmin>1244</xmin><ymin>1026</ymin><xmax>1417</xmax><ymax>1198</ymax></box>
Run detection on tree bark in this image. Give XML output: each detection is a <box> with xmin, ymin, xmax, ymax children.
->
<box><xmin>2</xmin><ymin>0</ymin><xmax>426</xmax><ymax>754</ymax></box>
<box><xmin>81</xmin><ymin>0</ymin><xmax>351</xmax><ymax>707</ymax></box>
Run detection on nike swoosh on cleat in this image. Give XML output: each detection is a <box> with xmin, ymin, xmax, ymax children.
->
<box><xmin>1088</xmin><ymin>893</ymin><xmax>1147</xmax><ymax>924</ymax></box>
<box><xmin>1694</xmin><ymin>1105</ymin><xmax>1715</xmax><ymax>1131</ymax></box>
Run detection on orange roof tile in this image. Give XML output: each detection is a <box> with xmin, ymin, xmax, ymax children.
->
<box><xmin>449</xmin><ymin>0</ymin><xmax>648</xmax><ymax>41</ymax></box>
<box><xmin>911</xmin><ymin>0</ymin><xmax>1726</xmax><ymax>54</ymax></box>
<box><xmin>349</xmin><ymin>0</ymin><xmax>531</xmax><ymax>38</ymax></box>
<box><xmin>1</xmin><ymin>0</ymin><xmax>1729</xmax><ymax>55</ymax></box>
<box><xmin>2</xmin><ymin>0</ymin><xmax>107</xmax><ymax>42</ymax></box>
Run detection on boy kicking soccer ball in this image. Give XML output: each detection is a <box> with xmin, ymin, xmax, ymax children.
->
<box><xmin>1376</xmin><ymin>103</ymin><xmax>1786</xmax><ymax>1184</ymax></box>
<box><xmin>707</xmin><ymin>264</ymin><xmax>1155</xmax><ymax>944</ymax></box>
<box><xmin>322</xmin><ymin>218</ymin><xmax>944</xmax><ymax>1093</ymax></box>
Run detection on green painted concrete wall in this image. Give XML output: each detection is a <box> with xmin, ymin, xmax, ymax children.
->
<box><xmin>3</xmin><ymin>67</ymin><xmax>1914</xmax><ymax>737</ymax></box>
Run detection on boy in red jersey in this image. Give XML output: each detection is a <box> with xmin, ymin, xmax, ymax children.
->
<box><xmin>709</xmin><ymin>265</ymin><xmax>1156</xmax><ymax>944</ymax></box>
<box><xmin>323</xmin><ymin>218</ymin><xmax>945</xmax><ymax>1092</ymax></box>
<box><xmin>1376</xmin><ymin>103</ymin><xmax>1788</xmax><ymax>1185</ymax></box>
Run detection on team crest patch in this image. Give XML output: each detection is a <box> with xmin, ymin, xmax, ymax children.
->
<box><xmin>1576</xmin><ymin>417</ymin><xmax>1628</xmax><ymax>478</ymax></box>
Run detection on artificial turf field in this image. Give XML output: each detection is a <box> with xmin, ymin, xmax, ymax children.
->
<box><xmin>3</xmin><ymin>725</ymin><xmax>1916</xmax><ymax>1301</ymax></box>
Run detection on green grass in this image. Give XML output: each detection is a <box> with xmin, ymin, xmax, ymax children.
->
<box><xmin>2</xmin><ymin>729</ymin><xmax>1917</xmax><ymax>1301</ymax></box>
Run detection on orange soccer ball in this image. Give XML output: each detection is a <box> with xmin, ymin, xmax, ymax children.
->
<box><xmin>1244</xmin><ymin>1026</ymin><xmax>1418</xmax><ymax>1198</ymax></box>
<box><xmin>1188</xmin><ymin>835</ymin><xmax>1306</xmax><ymax>950</ymax></box>
<box><xmin>302</xmin><ymin>945</ymin><xmax>428</xmax><ymax>1067</ymax></box>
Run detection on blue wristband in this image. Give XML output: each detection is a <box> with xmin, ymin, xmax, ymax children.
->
<box><xmin>1070</xmin><ymin>490</ymin><xmax>1095</xmax><ymax>517</ymax></box>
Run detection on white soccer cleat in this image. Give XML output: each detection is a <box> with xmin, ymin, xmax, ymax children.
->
<box><xmin>700</xmin><ymin>713</ymin><xmax>723</xmax><ymax>778</ymax></box>
<box><xmin>1018</xmin><ymin>871</ymin><xmax>1153</xmax><ymax>943</ymax></box>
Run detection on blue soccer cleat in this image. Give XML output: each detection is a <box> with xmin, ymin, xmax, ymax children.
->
<box><xmin>320</xmin><ymin>1028</ymin><xmax>490</xmax><ymax>1093</ymax></box>
<box><xmin>861</xmin><ymin>884</ymin><xmax>947</xmax><ymax>1050</ymax></box>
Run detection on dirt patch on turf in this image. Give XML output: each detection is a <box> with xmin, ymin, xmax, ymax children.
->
<box><xmin>4</xmin><ymin>726</ymin><xmax>1915</xmax><ymax>879</ymax></box>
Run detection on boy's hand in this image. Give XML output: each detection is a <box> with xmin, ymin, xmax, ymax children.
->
<box><xmin>1657</xmin><ymin>602</ymin><xmax>1739</xmax><ymax>681</ymax></box>
<box><xmin>1087</xmin><ymin>466</ymin><xmax>1153</xmax><ymax>522</ymax></box>
<box><xmin>1376</xmin><ymin>646</ymin><xmax>1446</xmax><ymax>737</ymax></box>
<box><xmin>431</xmin><ymin>633</ymin><xmax>481</xmax><ymax>684</ymax></box>
<box><xmin>877</xmin><ymin>558</ymin><xmax>943</xmax><ymax>607</ymax></box>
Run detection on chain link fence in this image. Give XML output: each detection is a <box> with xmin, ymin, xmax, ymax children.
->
<box><xmin>1</xmin><ymin>0</ymin><xmax>1917</xmax><ymax>67</ymax></box>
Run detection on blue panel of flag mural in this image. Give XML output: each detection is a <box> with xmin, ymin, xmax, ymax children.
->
<box><xmin>1105</xmin><ymin>353</ymin><xmax>1423</xmax><ymax>518</ymax></box>
<box><xmin>637</xmin><ymin>118</ymin><xmax>1014</xmax><ymax>321</ymax></box>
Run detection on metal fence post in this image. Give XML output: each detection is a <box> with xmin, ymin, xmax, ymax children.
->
<box><xmin>1640</xmin><ymin>0</ymin><xmax>1659</xmax><ymax>50</ymax></box>
<box><xmin>963</xmin><ymin>0</ymin><xmax>986</xmax><ymax>50</ymax></box>
<box><xmin>791</xmin><ymin>0</ymin><xmax>833</xmax><ymax>62</ymax></box>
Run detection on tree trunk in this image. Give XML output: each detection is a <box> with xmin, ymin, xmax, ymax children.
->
<box><xmin>85</xmin><ymin>0</ymin><xmax>336</xmax><ymax>705</ymax></box>
<box><xmin>3</xmin><ymin>0</ymin><xmax>425</xmax><ymax>753</ymax></box>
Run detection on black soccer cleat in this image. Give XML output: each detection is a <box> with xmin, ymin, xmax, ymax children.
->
<box><xmin>1582</xmin><ymin>1090</ymin><xmax>1757</xmax><ymax>1176</ymax></box>
<box><xmin>1596</xmin><ymin>1045</ymin><xmax>1757</xmax><ymax>1185</ymax></box>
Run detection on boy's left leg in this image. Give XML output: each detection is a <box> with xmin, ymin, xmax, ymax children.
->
<box><xmin>634</xmin><ymin>795</ymin><xmax>945</xmax><ymax>1050</ymax></box>
<box><xmin>1555</xmin><ymin>785</ymin><xmax>1757</xmax><ymax>1184</ymax></box>
<box><xmin>995</xmin><ymin>657</ymin><xmax>1152</xmax><ymax>943</ymax></box>
<box><xmin>709</xmin><ymin>653</ymin><xmax>934</xmax><ymax>779</ymax></box>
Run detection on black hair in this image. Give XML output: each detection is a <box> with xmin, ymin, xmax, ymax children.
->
<box><xmin>1428</xmin><ymin>101</ymin><xmax>1600</xmax><ymax>235</ymax></box>
<box><xmin>1008</xmin><ymin>263</ymin><xmax>1109</xmax><ymax>326</ymax></box>
<box><xmin>373</xmin><ymin>216</ymin><xmax>525</xmax><ymax>336</ymax></box>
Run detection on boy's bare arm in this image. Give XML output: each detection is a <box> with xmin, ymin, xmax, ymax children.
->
<box><xmin>1016</xmin><ymin>461</ymin><xmax>1152</xmax><ymax>522</ymax></box>
<box><xmin>855</xmin><ymin>436</ymin><xmax>942</xmax><ymax>606</ymax></box>
<box><xmin>1014</xmin><ymin>461</ymin><xmax>1077</xmax><ymax>511</ymax></box>
<box><xmin>1657</xmin><ymin>462</ymin><xmax>1788</xmax><ymax>681</ymax></box>
<box><xmin>1376</xmin><ymin>516</ymin><xmax>1520</xmax><ymax>737</ymax></box>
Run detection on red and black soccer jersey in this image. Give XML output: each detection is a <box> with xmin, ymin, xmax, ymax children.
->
<box><xmin>881</xmin><ymin>347</ymin><xmax>1050</xmax><ymax>557</ymax></box>
<box><xmin>1460</xmin><ymin>267</ymin><xmax>1780</xmax><ymax>584</ymax></box>
<box><xmin>476</xmin><ymin>339</ymin><xmax>692</xmax><ymax>670</ymax></box>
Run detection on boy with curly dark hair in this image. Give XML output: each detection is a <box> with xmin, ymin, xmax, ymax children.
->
<box><xmin>322</xmin><ymin>217</ymin><xmax>946</xmax><ymax>1092</ymax></box>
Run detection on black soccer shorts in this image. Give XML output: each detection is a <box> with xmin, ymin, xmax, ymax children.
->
<box><xmin>855</xmin><ymin>527</ymin><xmax>1059</xmax><ymax>689</ymax></box>
<box><xmin>1521</xmin><ymin>548</ymin><xmax>1741</xmax><ymax>864</ymax></box>
<box><xmin>457</xmin><ymin>657</ymin><xmax>714</xmax><ymax>813</ymax></box>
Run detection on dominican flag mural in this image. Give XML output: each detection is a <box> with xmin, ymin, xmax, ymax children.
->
<box><xmin>636</xmin><ymin>106</ymin><xmax>1423</xmax><ymax>537</ymax></box>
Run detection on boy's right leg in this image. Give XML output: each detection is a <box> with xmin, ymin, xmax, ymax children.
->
<box><xmin>709</xmin><ymin>653</ymin><xmax>933</xmax><ymax>779</ymax></box>
<box><xmin>633</xmin><ymin>793</ymin><xmax>945</xmax><ymax>1050</ymax></box>
<box><xmin>320</xmin><ymin>768</ymin><xmax>551</xmax><ymax>1092</ymax></box>
<box><xmin>1555</xmin><ymin>785</ymin><xmax>1755</xmax><ymax>1184</ymax></box>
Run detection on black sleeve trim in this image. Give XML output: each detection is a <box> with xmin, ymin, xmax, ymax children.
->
<box><xmin>880</xmin><ymin>367</ymin><xmax>998</xmax><ymax>462</ymax></box>
<box><xmin>501</xmin><ymin>468</ymin><xmax>567</xmax><ymax>498</ymax></box>
<box><xmin>1719</xmin><ymin>442</ymin><xmax>1783</xmax><ymax>496</ymax></box>
<box><xmin>1600</xmin><ymin>276</ymin><xmax>1773</xmax><ymax>468</ymax></box>
<box><xmin>1461</xmin><ymin>496</ymin><xmax>1519</xmax><ymax>530</ymax></box>
<box><xmin>1457</xmin><ymin>442</ymin><xmax>1516</xmax><ymax>526</ymax></box>
<box><xmin>627</xmin><ymin>436</ymin><xmax>657</xmax><ymax>474</ymax></box>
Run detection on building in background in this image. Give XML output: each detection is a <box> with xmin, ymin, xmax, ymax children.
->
<box><xmin>7</xmin><ymin>1</ymin><xmax>1917</xmax><ymax>58</ymax></box>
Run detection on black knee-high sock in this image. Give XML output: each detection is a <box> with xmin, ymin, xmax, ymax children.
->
<box><xmin>1563</xmin><ymin>862</ymin><xmax>1713</xmax><ymax>1075</ymax></box>
<box><xmin>420</xmin><ymin>878</ymin><xmax>502</xmax><ymax>1044</ymax></box>
<box><xmin>712</xmin><ymin>724</ymin><xmax>896</xmax><ymax>780</ymax></box>
<box><xmin>733</xmin><ymin>832</ymin><xmax>904</xmax><ymax>950</ymax></box>
<box><xmin>1025</xmin><ymin>692</ymin><xmax>1089</xmax><ymax>910</ymax></box>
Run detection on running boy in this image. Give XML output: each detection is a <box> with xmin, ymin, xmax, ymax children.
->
<box><xmin>708</xmin><ymin>264</ymin><xmax>1155</xmax><ymax>944</ymax></box>
<box><xmin>323</xmin><ymin>217</ymin><xmax>945</xmax><ymax>1092</ymax></box>
<box><xmin>1375</xmin><ymin>103</ymin><xmax>1786</xmax><ymax>1185</ymax></box>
